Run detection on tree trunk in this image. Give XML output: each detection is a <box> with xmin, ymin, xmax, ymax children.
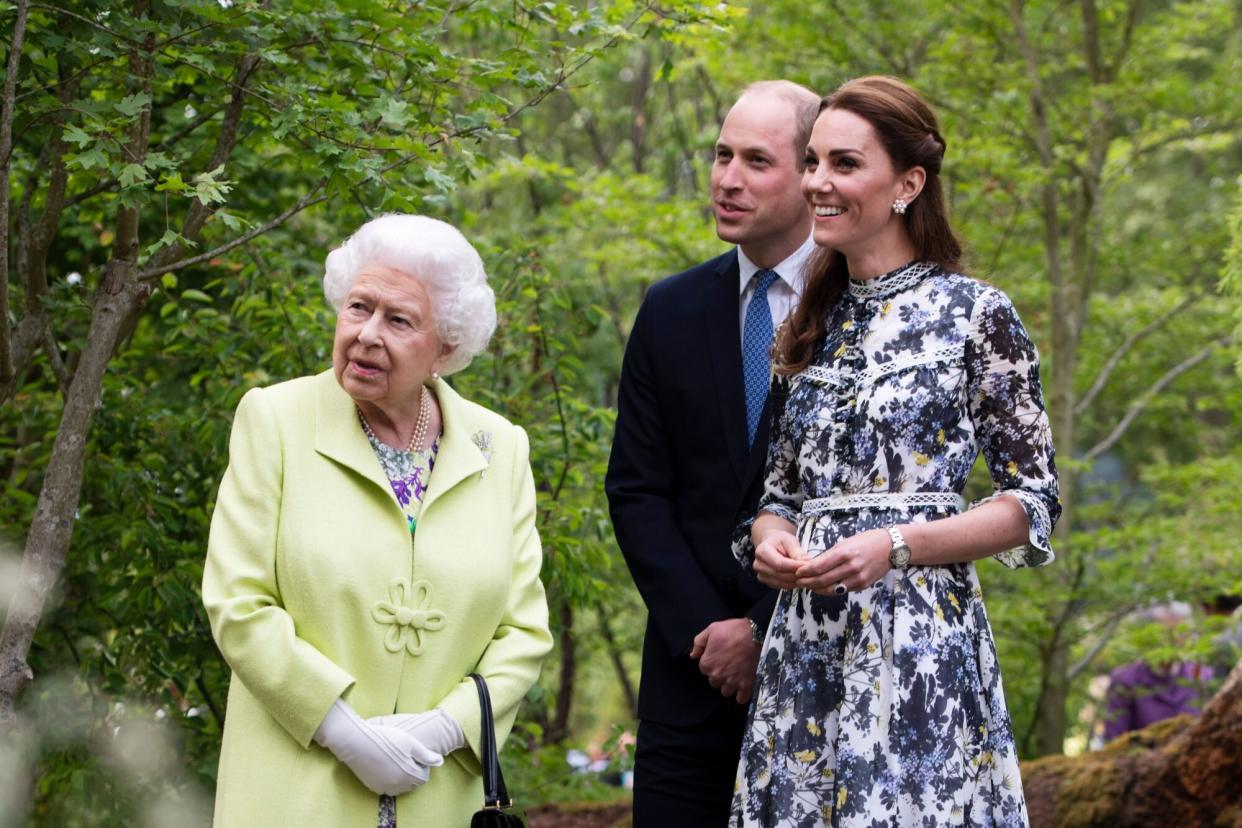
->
<box><xmin>0</xmin><ymin>0</ymin><xmax>31</xmax><ymax>385</ymax></box>
<box><xmin>1024</xmin><ymin>662</ymin><xmax>1242</xmax><ymax>827</ymax></box>
<box><xmin>546</xmin><ymin>600</ymin><xmax>576</xmax><ymax>744</ymax></box>
<box><xmin>0</xmin><ymin>269</ymin><xmax>150</xmax><ymax>726</ymax></box>
<box><xmin>0</xmin><ymin>3</ymin><xmax>155</xmax><ymax>728</ymax></box>
<box><xmin>597</xmin><ymin>607</ymin><xmax>638</xmax><ymax>718</ymax></box>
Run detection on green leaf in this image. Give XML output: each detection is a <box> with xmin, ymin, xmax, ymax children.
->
<box><xmin>118</xmin><ymin>163</ymin><xmax>150</xmax><ymax>188</ymax></box>
<box><xmin>114</xmin><ymin>93</ymin><xmax>152</xmax><ymax>117</ymax></box>
<box><xmin>192</xmin><ymin>165</ymin><xmax>233</xmax><ymax>206</ymax></box>
<box><xmin>155</xmin><ymin>172</ymin><xmax>189</xmax><ymax>194</ymax></box>
<box><xmin>379</xmin><ymin>98</ymin><xmax>412</xmax><ymax>129</ymax></box>
<box><xmin>68</xmin><ymin>147</ymin><xmax>108</xmax><ymax>171</ymax></box>
<box><xmin>63</xmin><ymin>124</ymin><xmax>92</xmax><ymax>148</ymax></box>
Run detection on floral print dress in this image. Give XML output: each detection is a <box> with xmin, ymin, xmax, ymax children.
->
<box><xmin>731</xmin><ymin>262</ymin><xmax>1060</xmax><ymax>827</ymax></box>
<box><xmin>361</xmin><ymin>424</ymin><xmax>439</xmax><ymax>828</ymax></box>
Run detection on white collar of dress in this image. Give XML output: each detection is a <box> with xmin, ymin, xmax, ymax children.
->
<box><xmin>847</xmin><ymin>261</ymin><xmax>937</xmax><ymax>300</ymax></box>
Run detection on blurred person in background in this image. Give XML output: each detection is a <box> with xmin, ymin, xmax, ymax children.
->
<box><xmin>1102</xmin><ymin>602</ymin><xmax>1215</xmax><ymax>741</ymax></box>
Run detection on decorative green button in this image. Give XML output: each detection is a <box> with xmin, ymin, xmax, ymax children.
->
<box><xmin>372</xmin><ymin>578</ymin><xmax>446</xmax><ymax>655</ymax></box>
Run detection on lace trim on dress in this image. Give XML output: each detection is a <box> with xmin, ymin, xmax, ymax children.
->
<box><xmin>847</xmin><ymin>261</ymin><xmax>937</xmax><ymax>299</ymax></box>
<box><xmin>795</xmin><ymin>343</ymin><xmax>963</xmax><ymax>389</ymax></box>
<box><xmin>801</xmin><ymin>492</ymin><xmax>966</xmax><ymax>517</ymax></box>
<box><xmin>972</xmin><ymin>488</ymin><xmax>1056</xmax><ymax>568</ymax></box>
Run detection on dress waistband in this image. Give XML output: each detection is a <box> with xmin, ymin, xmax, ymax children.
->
<box><xmin>801</xmin><ymin>492</ymin><xmax>966</xmax><ymax>517</ymax></box>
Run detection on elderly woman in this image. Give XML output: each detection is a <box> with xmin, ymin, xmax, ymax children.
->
<box><xmin>203</xmin><ymin>214</ymin><xmax>552</xmax><ymax>826</ymax></box>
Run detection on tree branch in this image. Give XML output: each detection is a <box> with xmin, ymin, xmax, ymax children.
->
<box><xmin>137</xmin><ymin>179</ymin><xmax>330</xmax><ymax>281</ymax></box>
<box><xmin>62</xmin><ymin>102</ymin><xmax>225</xmax><ymax>210</ymax></box>
<box><xmin>28</xmin><ymin>3</ymin><xmax>143</xmax><ymax>46</ymax></box>
<box><xmin>1068</xmin><ymin>606</ymin><xmax>1134</xmax><ymax>681</ymax></box>
<box><xmin>39</xmin><ymin>323</ymin><xmax>68</xmax><ymax>396</ymax></box>
<box><xmin>1079</xmin><ymin>0</ymin><xmax>1104</xmax><ymax>84</ymax></box>
<box><xmin>1084</xmin><ymin>335</ymin><xmax>1233</xmax><ymax>461</ymax></box>
<box><xmin>1107</xmin><ymin>0</ymin><xmax>1142</xmax><ymax>81</ymax></box>
<box><xmin>144</xmin><ymin>52</ymin><xmax>262</xmax><ymax>273</ymax></box>
<box><xmin>0</xmin><ymin>0</ymin><xmax>32</xmax><ymax>385</ymax></box>
<box><xmin>1074</xmin><ymin>293</ymin><xmax>1199</xmax><ymax>415</ymax></box>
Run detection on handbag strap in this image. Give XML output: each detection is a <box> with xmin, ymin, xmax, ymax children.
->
<box><xmin>469</xmin><ymin>673</ymin><xmax>513</xmax><ymax>810</ymax></box>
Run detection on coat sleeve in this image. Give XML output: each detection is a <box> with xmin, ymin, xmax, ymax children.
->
<box><xmin>438</xmin><ymin>424</ymin><xmax>553</xmax><ymax>760</ymax></box>
<box><xmin>605</xmin><ymin>295</ymin><xmax>738</xmax><ymax>657</ymax></box>
<box><xmin>965</xmin><ymin>288</ymin><xmax>1061</xmax><ymax>568</ymax></box>
<box><xmin>732</xmin><ymin>372</ymin><xmax>801</xmax><ymax>573</ymax></box>
<box><xmin>202</xmin><ymin>388</ymin><xmax>355</xmax><ymax>747</ymax></box>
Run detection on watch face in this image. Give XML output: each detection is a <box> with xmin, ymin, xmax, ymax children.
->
<box><xmin>891</xmin><ymin>545</ymin><xmax>911</xmax><ymax>568</ymax></box>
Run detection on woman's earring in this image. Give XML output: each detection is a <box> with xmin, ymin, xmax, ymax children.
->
<box><xmin>892</xmin><ymin>198</ymin><xmax>909</xmax><ymax>215</ymax></box>
<box><xmin>431</xmin><ymin>371</ymin><xmax>440</xmax><ymax>381</ymax></box>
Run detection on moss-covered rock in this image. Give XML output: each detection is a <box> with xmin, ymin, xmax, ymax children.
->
<box><xmin>1024</xmin><ymin>663</ymin><xmax>1242</xmax><ymax>827</ymax></box>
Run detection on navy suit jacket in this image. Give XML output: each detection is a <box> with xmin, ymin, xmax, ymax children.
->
<box><xmin>606</xmin><ymin>249</ymin><xmax>779</xmax><ymax>726</ymax></box>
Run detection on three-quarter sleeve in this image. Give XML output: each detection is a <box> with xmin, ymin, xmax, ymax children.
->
<box><xmin>965</xmin><ymin>288</ymin><xmax>1061</xmax><ymax>568</ymax></box>
<box><xmin>732</xmin><ymin>373</ymin><xmax>802</xmax><ymax>571</ymax></box>
<box><xmin>202</xmin><ymin>388</ymin><xmax>355</xmax><ymax>747</ymax></box>
<box><xmin>438</xmin><ymin>424</ymin><xmax>552</xmax><ymax>761</ymax></box>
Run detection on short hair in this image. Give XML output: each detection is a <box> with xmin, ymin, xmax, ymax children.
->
<box><xmin>739</xmin><ymin>80</ymin><xmax>821</xmax><ymax>166</ymax></box>
<box><xmin>323</xmin><ymin>214</ymin><xmax>496</xmax><ymax>375</ymax></box>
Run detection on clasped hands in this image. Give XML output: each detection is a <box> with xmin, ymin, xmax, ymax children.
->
<box><xmin>690</xmin><ymin>618</ymin><xmax>760</xmax><ymax>705</ymax></box>
<box><xmin>314</xmin><ymin>700</ymin><xmax>466</xmax><ymax>795</ymax></box>
<box><xmin>753</xmin><ymin>528</ymin><xmax>893</xmax><ymax>593</ymax></box>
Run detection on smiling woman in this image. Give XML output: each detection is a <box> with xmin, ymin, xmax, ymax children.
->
<box><xmin>731</xmin><ymin>78</ymin><xmax>1059</xmax><ymax>827</ymax></box>
<box><xmin>201</xmin><ymin>214</ymin><xmax>553</xmax><ymax>827</ymax></box>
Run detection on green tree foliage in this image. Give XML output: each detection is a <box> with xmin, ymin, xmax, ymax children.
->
<box><xmin>2</xmin><ymin>0</ymin><xmax>1240</xmax><ymax>822</ymax></box>
<box><xmin>474</xmin><ymin>0</ymin><xmax>1242</xmax><ymax>762</ymax></box>
<box><xmin>0</xmin><ymin>0</ymin><xmax>728</xmax><ymax>821</ymax></box>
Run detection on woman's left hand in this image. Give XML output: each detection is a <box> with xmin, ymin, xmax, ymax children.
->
<box><xmin>794</xmin><ymin>528</ymin><xmax>893</xmax><ymax>595</ymax></box>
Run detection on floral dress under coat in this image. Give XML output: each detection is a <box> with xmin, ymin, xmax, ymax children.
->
<box><xmin>363</xmin><ymin>427</ymin><xmax>439</xmax><ymax>828</ymax></box>
<box><xmin>731</xmin><ymin>262</ymin><xmax>1060</xmax><ymax>827</ymax></box>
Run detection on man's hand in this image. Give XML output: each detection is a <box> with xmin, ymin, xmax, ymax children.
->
<box><xmin>689</xmin><ymin>618</ymin><xmax>761</xmax><ymax>704</ymax></box>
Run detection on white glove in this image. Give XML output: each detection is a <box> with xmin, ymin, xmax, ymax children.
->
<box><xmin>370</xmin><ymin>708</ymin><xmax>467</xmax><ymax>757</ymax></box>
<box><xmin>313</xmin><ymin>699</ymin><xmax>443</xmax><ymax>795</ymax></box>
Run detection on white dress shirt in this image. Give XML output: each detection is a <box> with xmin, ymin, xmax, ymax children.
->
<box><xmin>737</xmin><ymin>234</ymin><xmax>816</xmax><ymax>338</ymax></box>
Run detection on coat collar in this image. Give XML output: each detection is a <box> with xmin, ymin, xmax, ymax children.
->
<box><xmin>312</xmin><ymin>370</ymin><xmax>489</xmax><ymax>509</ymax></box>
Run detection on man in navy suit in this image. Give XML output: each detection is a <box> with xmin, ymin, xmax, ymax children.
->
<box><xmin>606</xmin><ymin>81</ymin><xmax>820</xmax><ymax>825</ymax></box>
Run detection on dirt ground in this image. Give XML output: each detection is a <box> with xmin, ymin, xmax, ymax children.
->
<box><xmin>524</xmin><ymin>801</ymin><xmax>631</xmax><ymax>828</ymax></box>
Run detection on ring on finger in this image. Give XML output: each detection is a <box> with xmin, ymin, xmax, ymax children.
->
<box><xmin>833</xmin><ymin>583</ymin><xmax>847</xmax><ymax>596</ymax></box>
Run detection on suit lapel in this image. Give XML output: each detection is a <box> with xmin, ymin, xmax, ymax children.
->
<box><xmin>704</xmin><ymin>250</ymin><xmax>748</xmax><ymax>482</ymax></box>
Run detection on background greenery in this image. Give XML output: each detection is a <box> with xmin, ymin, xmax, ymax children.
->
<box><xmin>0</xmin><ymin>0</ymin><xmax>1239</xmax><ymax>824</ymax></box>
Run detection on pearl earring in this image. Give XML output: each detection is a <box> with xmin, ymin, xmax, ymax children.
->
<box><xmin>892</xmin><ymin>198</ymin><xmax>908</xmax><ymax>215</ymax></box>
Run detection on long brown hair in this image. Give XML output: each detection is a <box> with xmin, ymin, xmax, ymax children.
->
<box><xmin>776</xmin><ymin>76</ymin><xmax>964</xmax><ymax>374</ymax></box>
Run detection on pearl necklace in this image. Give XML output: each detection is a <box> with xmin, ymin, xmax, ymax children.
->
<box><xmin>357</xmin><ymin>386</ymin><xmax>430</xmax><ymax>453</ymax></box>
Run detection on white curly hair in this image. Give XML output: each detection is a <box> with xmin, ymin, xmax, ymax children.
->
<box><xmin>323</xmin><ymin>214</ymin><xmax>496</xmax><ymax>376</ymax></box>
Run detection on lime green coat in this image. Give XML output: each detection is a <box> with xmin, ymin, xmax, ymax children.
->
<box><xmin>202</xmin><ymin>370</ymin><xmax>552</xmax><ymax>826</ymax></box>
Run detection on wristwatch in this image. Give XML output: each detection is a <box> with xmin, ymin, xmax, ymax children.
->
<box><xmin>887</xmin><ymin>525</ymin><xmax>912</xmax><ymax>570</ymax></box>
<box><xmin>746</xmin><ymin>617</ymin><xmax>764</xmax><ymax>643</ymax></box>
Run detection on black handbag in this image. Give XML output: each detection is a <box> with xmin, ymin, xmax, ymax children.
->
<box><xmin>468</xmin><ymin>673</ymin><xmax>525</xmax><ymax>828</ymax></box>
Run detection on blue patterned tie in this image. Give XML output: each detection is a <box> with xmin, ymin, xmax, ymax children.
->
<box><xmin>742</xmin><ymin>269</ymin><xmax>779</xmax><ymax>445</ymax></box>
